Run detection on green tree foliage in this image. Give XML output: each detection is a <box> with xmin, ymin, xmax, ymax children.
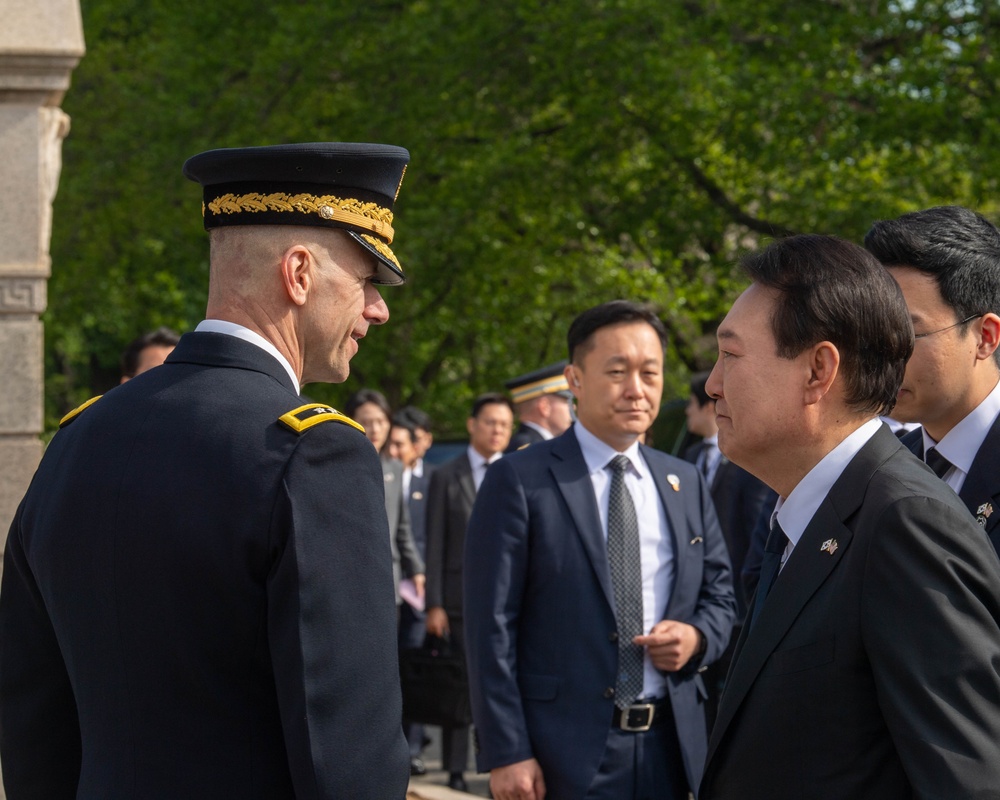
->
<box><xmin>47</xmin><ymin>0</ymin><xmax>1000</xmax><ymax>435</ymax></box>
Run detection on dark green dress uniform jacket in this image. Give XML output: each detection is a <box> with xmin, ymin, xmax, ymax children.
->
<box><xmin>0</xmin><ymin>332</ymin><xmax>409</xmax><ymax>800</ymax></box>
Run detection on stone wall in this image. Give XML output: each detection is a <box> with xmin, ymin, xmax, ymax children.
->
<box><xmin>0</xmin><ymin>1</ymin><xmax>84</xmax><ymax>569</ymax></box>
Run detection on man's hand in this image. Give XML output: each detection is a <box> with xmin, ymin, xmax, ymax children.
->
<box><xmin>412</xmin><ymin>573</ymin><xmax>426</xmax><ymax>599</ymax></box>
<box><xmin>490</xmin><ymin>758</ymin><xmax>546</xmax><ymax>800</ymax></box>
<box><xmin>634</xmin><ymin>620</ymin><xmax>702</xmax><ymax>672</ymax></box>
<box><xmin>425</xmin><ymin>606</ymin><xmax>449</xmax><ymax>637</ymax></box>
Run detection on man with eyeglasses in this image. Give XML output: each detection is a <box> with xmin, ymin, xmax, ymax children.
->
<box><xmin>865</xmin><ymin>205</ymin><xmax>1000</xmax><ymax>554</ymax></box>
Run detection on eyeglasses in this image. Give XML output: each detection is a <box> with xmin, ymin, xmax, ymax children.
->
<box><xmin>913</xmin><ymin>314</ymin><xmax>983</xmax><ymax>340</ymax></box>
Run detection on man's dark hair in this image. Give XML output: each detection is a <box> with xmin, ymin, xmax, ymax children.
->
<box><xmin>470</xmin><ymin>392</ymin><xmax>514</xmax><ymax>419</ymax></box>
<box><xmin>344</xmin><ymin>388</ymin><xmax>392</xmax><ymax>420</ymax></box>
<box><xmin>689</xmin><ymin>371</ymin><xmax>713</xmax><ymax>408</ymax></box>
<box><xmin>567</xmin><ymin>300</ymin><xmax>668</xmax><ymax>364</ymax></box>
<box><xmin>391</xmin><ymin>411</ymin><xmax>420</xmax><ymax>443</ymax></box>
<box><xmin>864</xmin><ymin>205</ymin><xmax>1000</xmax><ymax>366</ymax></box>
<box><xmin>120</xmin><ymin>327</ymin><xmax>181</xmax><ymax>378</ymax></box>
<box><xmin>396</xmin><ymin>405</ymin><xmax>432</xmax><ymax>435</ymax></box>
<box><xmin>742</xmin><ymin>234</ymin><xmax>913</xmax><ymax>416</ymax></box>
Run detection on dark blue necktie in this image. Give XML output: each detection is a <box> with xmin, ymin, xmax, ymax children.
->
<box><xmin>750</xmin><ymin>520</ymin><xmax>789</xmax><ymax>630</ymax></box>
<box><xmin>925</xmin><ymin>447</ymin><xmax>953</xmax><ymax>480</ymax></box>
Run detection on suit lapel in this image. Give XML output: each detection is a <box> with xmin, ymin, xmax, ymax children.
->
<box><xmin>958</xmin><ymin>414</ymin><xmax>1000</xmax><ymax>545</ymax></box>
<box><xmin>708</xmin><ymin>426</ymin><xmax>899</xmax><ymax>761</ymax></box>
<box><xmin>456</xmin><ymin>454</ymin><xmax>476</xmax><ymax>508</ymax></box>
<box><xmin>641</xmin><ymin>446</ymin><xmax>687</xmax><ymax>612</ymax></box>
<box><xmin>551</xmin><ymin>430</ymin><xmax>615</xmax><ymax>609</ymax></box>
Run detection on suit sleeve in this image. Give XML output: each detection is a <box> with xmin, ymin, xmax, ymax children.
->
<box><xmin>862</xmin><ymin>495</ymin><xmax>1000</xmax><ymax>798</ymax></box>
<box><xmin>683</xmin><ymin>469</ymin><xmax>737</xmax><ymax>671</ymax></box>
<box><xmin>463</xmin><ymin>457</ymin><xmax>536</xmax><ymax>770</ymax></box>
<box><xmin>266</xmin><ymin>425</ymin><xmax>409</xmax><ymax>800</ymax></box>
<box><xmin>424</xmin><ymin>467</ymin><xmax>449</xmax><ymax>610</ymax></box>
<box><xmin>0</xmin><ymin>503</ymin><xmax>82</xmax><ymax>800</ymax></box>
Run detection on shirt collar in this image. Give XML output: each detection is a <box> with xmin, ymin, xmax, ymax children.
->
<box><xmin>522</xmin><ymin>420</ymin><xmax>554</xmax><ymax>440</ymax></box>
<box><xmin>921</xmin><ymin>377</ymin><xmax>1000</xmax><ymax>474</ymax></box>
<box><xmin>573</xmin><ymin>421</ymin><xmax>648</xmax><ymax>479</ymax></box>
<box><xmin>195</xmin><ymin>319</ymin><xmax>300</xmax><ymax>393</ymax></box>
<box><xmin>467</xmin><ymin>444</ymin><xmax>501</xmax><ymax>471</ymax></box>
<box><xmin>775</xmin><ymin>418</ymin><xmax>882</xmax><ymax>548</ymax></box>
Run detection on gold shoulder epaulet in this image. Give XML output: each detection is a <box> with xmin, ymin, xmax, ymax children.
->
<box><xmin>278</xmin><ymin>403</ymin><xmax>365</xmax><ymax>435</ymax></box>
<box><xmin>59</xmin><ymin>395</ymin><xmax>103</xmax><ymax>428</ymax></box>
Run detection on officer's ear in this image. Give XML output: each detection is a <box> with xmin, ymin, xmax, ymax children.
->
<box><xmin>280</xmin><ymin>245</ymin><xmax>312</xmax><ymax>307</ymax></box>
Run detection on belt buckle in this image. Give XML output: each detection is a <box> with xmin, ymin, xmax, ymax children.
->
<box><xmin>619</xmin><ymin>702</ymin><xmax>655</xmax><ymax>732</ymax></box>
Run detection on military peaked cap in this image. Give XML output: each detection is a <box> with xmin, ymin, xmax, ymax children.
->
<box><xmin>183</xmin><ymin>142</ymin><xmax>410</xmax><ymax>285</ymax></box>
<box><xmin>505</xmin><ymin>360</ymin><xmax>572</xmax><ymax>404</ymax></box>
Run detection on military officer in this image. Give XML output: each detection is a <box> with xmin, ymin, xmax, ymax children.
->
<box><xmin>0</xmin><ymin>143</ymin><xmax>411</xmax><ymax>799</ymax></box>
<box><xmin>504</xmin><ymin>361</ymin><xmax>575</xmax><ymax>452</ymax></box>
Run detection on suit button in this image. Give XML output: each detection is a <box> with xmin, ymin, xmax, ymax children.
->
<box><xmin>609</xmin><ymin>632</ymin><xmax>618</xmax><ymax>642</ymax></box>
<box><xmin>603</xmin><ymin>687</ymin><xmax>615</xmax><ymax>699</ymax></box>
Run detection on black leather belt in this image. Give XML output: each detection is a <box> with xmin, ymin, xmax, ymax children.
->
<box><xmin>612</xmin><ymin>700</ymin><xmax>671</xmax><ymax>732</ymax></box>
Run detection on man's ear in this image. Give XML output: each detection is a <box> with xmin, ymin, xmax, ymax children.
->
<box><xmin>280</xmin><ymin>245</ymin><xmax>312</xmax><ymax>307</ymax></box>
<box><xmin>976</xmin><ymin>313</ymin><xmax>1000</xmax><ymax>362</ymax></box>
<box><xmin>803</xmin><ymin>341</ymin><xmax>840</xmax><ymax>406</ymax></box>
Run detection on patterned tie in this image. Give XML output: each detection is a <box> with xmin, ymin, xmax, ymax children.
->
<box><xmin>749</xmin><ymin>520</ymin><xmax>789</xmax><ymax>630</ymax></box>
<box><xmin>925</xmin><ymin>447</ymin><xmax>953</xmax><ymax>480</ymax></box>
<box><xmin>606</xmin><ymin>455</ymin><xmax>645</xmax><ymax>708</ymax></box>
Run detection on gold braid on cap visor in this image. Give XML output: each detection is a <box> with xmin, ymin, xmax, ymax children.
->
<box><xmin>205</xmin><ymin>192</ymin><xmax>395</xmax><ymax>242</ymax></box>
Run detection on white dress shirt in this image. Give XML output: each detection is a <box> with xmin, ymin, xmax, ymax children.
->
<box><xmin>773</xmin><ymin>418</ymin><xmax>882</xmax><ymax>567</ymax></box>
<box><xmin>920</xmin><ymin>377</ymin><xmax>1000</xmax><ymax>494</ymax></box>
<box><xmin>467</xmin><ymin>445</ymin><xmax>502</xmax><ymax>492</ymax></box>
<box><xmin>574</xmin><ymin>421</ymin><xmax>674</xmax><ymax>699</ymax></box>
<box><xmin>195</xmin><ymin>319</ymin><xmax>300</xmax><ymax>393</ymax></box>
<box><xmin>698</xmin><ymin>435</ymin><xmax>722</xmax><ymax>488</ymax></box>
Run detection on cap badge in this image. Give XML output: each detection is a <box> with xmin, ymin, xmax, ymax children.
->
<box><xmin>820</xmin><ymin>538</ymin><xmax>839</xmax><ymax>555</ymax></box>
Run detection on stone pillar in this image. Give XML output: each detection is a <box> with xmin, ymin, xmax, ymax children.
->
<box><xmin>0</xmin><ymin>3</ymin><xmax>85</xmax><ymax>559</ymax></box>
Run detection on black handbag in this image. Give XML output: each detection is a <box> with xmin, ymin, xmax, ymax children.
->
<box><xmin>398</xmin><ymin>634</ymin><xmax>472</xmax><ymax>727</ymax></box>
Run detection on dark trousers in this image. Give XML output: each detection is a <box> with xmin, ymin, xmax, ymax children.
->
<box><xmin>586</xmin><ymin>710</ymin><xmax>688</xmax><ymax>800</ymax></box>
<box><xmin>440</xmin><ymin>615</ymin><xmax>470</xmax><ymax>775</ymax></box>
<box><xmin>399</xmin><ymin>603</ymin><xmax>427</xmax><ymax>757</ymax></box>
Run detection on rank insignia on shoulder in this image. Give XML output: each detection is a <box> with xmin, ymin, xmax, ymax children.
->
<box><xmin>59</xmin><ymin>395</ymin><xmax>103</xmax><ymax>428</ymax></box>
<box><xmin>278</xmin><ymin>403</ymin><xmax>365</xmax><ymax>434</ymax></box>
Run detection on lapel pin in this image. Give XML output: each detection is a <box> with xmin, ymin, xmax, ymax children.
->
<box><xmin>667</xmin><ymin>474</ymin><xmax>680</xmax><ymax>492</ymax></box>
<box><xmin>820</xmin><ymin>538</ymin><xmax>838</xmax><ymax>555</ymax></box>
<box><xmin>690</xmin><ymin>536</ymin><xmax>704</xmax><ymax>545</ymax></box>
<box><xmin>976</xmin><ymin>502</ymin><xmax>993</xmax><ymax>527</ymax></box>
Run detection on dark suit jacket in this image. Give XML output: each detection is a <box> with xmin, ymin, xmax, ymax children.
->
<box><xmin>464</xmin><ymin>428</ymin><xmax>736</xmax><ymax>798</ymax></box>
<box><xmin>901</xmin><ymin>418</ymin><xmax>1000</xmax><ymax>555</ymax></box>
<box><xmin>701</xmin><ymin>426</ymin><xmax>1000</xmax><ymax>799</ymax></box>
<box><xmin>425</xmin><ymin>451</ymin><xmax>476</xmax><ymax>619</ymax></box>
<box><xmin>383</xmin><ymin>456</ymin><xmax>423</xmax><ymax>600</ymax></box>
<box><xmin>0</xmin><ymin>333</ymin><xmax>408</xmax><ymax>800</ymax></box>
<box><xmin>506</xmin><ymin>423</ymin><xmax>546</xmax><ymax>453</ymax></box>
<box><xmin>684</xmin><ymin>442</ymin><xmax>774</xmax><ymax>618</ymax></box>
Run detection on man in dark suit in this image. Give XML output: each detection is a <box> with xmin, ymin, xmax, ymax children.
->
<box><xmin>388</xmin><ymin>409</ymin><xmax>437</xmax><ymax>775</ymax></box>
<box><xmin>865</xmin><ymin>205</ymin><xmax>1000</xmax><ymax>552</ymax></box>
<box><xmin>0</xmin><ymin>143</ymin><xmax>412</xmax><ymax>799</ymax></box>
<box><xmin>700</xmin><ymin>234</ymin><xmax>1000</xmax><ymax>799</ymax></box>
<box><xmin>504</xmin><ymin>361</ymin><xmax>574</xmax><ymax>453</ymax></box>
<box><xmin>465</xmin><ymin>301</ymin><xmax>736</xmax><ymax>800</ymax></box>
<box><xmin>425</xmin><ymin>392</ymin><xmax>514</xmax><ymax>792</ymax></box>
